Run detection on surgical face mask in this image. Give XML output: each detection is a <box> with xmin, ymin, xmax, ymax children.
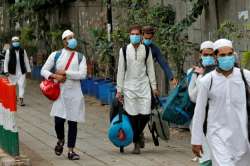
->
<box><xmin>67</xmin><ymin>38</ymin><xmax>77</xmax><ymax>49</ymax></box>
<box><xmin>201</xmin><ymin>56</ymin><xmax>215</xmax><ymax>67</ymax></box>
<box><xmin>12</xmin><ymin>42</ymin><xmax>20</xmax><ymax>48</ymax></box>
<box><xmin>130</xmin><ymin>35</ymin><xmax>141</xmax><ymax>44</ymax></box>
<box><xmin>143</xmin><ymin>39</ymin><xmax>152</xmax><ymax>46</ymax></box>
<box><xmin>217</xmin><ymin>55</ymin><xmax>235</xmax><ymax>71</ymax></box>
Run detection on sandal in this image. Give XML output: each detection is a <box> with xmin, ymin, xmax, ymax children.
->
<box><xmin>68</xmin><ymin>151</ymin><xmax>80</xmax><ymax>160</ymax></box>
<box><xmin>54</xmin><ymin>140</ymin><xmax>64</xmax><ymax>156</ymax></box>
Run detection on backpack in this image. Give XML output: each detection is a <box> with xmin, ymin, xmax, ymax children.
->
<box><xmin>108</xmin><ymin>98</ymin><xmax>133</xmax><ymax>153</ymax></box>
<box><xmin>162</xmin><ymin>71</ymin><xmax>195</xmax><ymax>125</ymax></box>
<box><xmin>148</xmin><ymin>96</ymin><xmax>170</xmax><ymax>146</ymax></box>
<box><xmin>240</xmin><ymin>69</ymin><xmax>250</xmax><ymax>142</ymax></box>
<box><xmin>54</xmin><ymin>50</ymin><xmax>83</xmax><ymax>66</ymax></box>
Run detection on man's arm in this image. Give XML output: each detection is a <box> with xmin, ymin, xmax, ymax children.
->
<box><xmin>24</xmin><ymin>50</ymin><xmax>31</xmax><ymax>73</ymax></box>
<box><xmin>191</xmin><ymin>81</ymin><xmax>209</xmax><ymax>157</ymax></box>
<box><xmin>4</xmin><ymin>49</ymin><xmax>10</xmax><ymax>73</ymax></box>
<box><xmin>152</xmin><ymin>46</ymin><xmax>174</xmax><ymax>81</ymax></box>
<box><xmin>116</xmin><ymin>48</ymin><xmax>125</xmax><ymax>93</ymax></box>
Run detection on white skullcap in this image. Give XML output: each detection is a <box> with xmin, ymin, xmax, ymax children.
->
<box><xmin>62</xmin><ymin>30</ymin><xmax>74</xmax><ymax>40</ymax></box>
<box><xmin>11</xmin><ymin>36</ymin><xmax>19</xmax><ymax>41</ymax></box>
<box><xmin>213</xmin><ymin>39</ymin><xmax>233</xmax><ymax>51</ymax></box>
<box><xmin>200</xmin><ymin>41</ymin><xmax>214</xmax><ymax>51</ymax></box>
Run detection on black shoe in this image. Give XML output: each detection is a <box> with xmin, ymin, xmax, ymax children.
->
<box><xmin>20</xmin><ymin>98</ymin><xmax>26</xmax><ymax>106</ymax></box>
<box><xmin>68</xmin><ymin>151</ymin><xmax>80</xmax><ymax>160</ymax></box>
<box><xmin>139</xmin><ymin>133</ymin><xmax>145</xmax><ymax>148</ymax></box>
<box><xmin>54</xmin><ymin>140</ymin><xmax>64</xmax><ymax>156</ymax></box>
<box><xmin>132</xmin><ymin>143</ymin><xmax>141</xmax><ymax>154</ymax></box>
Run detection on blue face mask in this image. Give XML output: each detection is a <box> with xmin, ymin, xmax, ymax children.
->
<box><xmin>67</xmin><ymin>38</ymin><xmax>77</xmax><ymax>49</ymax></box>
<box><xmin>130</xmin><ymin>35</ymin><xmax>141</xmax><ymax>44</ymax></box>
<box><xmin>12</xmin><ymin>42</ymin><xmax>20</xmax><ymax>48</ymax></box>
<box><xmin>201</xmin><ymin>56</ymin><xmax>215</xmax><ymax>67</ymax></box>
<box><xmin>143</xmin><ymin>39</ymin><xmax>152</xmax><ymax>46</ymax></box>
<box><xmin>217</xmin><ymin>55</ymin><xmax>235</xmax><ymax>71</ymax></box>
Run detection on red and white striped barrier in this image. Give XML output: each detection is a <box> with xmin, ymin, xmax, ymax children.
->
<box><xmin>0</xmin><ymin>77</ymin><xmax>19</xmax><ymax>156</ymax></box>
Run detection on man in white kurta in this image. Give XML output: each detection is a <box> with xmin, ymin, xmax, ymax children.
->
<box><xmin>188</xmin><ymin>41</ymin><xmax>215</xmax><ymax>166</ymax></box>
<box><xmin>4</xmin><ymin>36</ymin><xmax>31</xmax><ymax>106</ymax></box>
<box><xmin>41</xmin><ymin>30</ymin><xmax>87</xmax><ymax>160</ymax></box>
<box><xmin>191</xmin><ymin>39</ymin><xmax>250</xmax><ymax>166</ymax></box>
<box><xmin>116</xmin><ymin>25</ymin><xmax>157</xmax><ymax>154</ymax></box>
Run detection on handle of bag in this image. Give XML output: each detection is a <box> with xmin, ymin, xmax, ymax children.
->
<box><xmin>64</xmin><ymin>52</ymin><xmax>75</xmax><ymax>70</ymax></box>
<box><xmin>176</xmin><ymin>69</ymin><xmax>194</xmax><ymax>88</ymax></box>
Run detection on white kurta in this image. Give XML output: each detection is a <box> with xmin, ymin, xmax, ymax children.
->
<box><xmin>4</xmin><ymin>49</ymin><xmax>31</xmax><ymax>98</ymax></box>
<box><xmin>116</xmin><ymin>43</ymin><xmax>157</xmax><ymax>115</ymax></box>
<box><xmin>41</xmin><ymin>48</ymin><xmax>87</xmax><ymax>122</ymax></box>
<box><xmin>188</xmin><ymin>70</ymin><xmax>212</xmax><ymax>164</ymax></box>
<box><xmin>191</xmin><ymin>68</ymin><xmax>250</xmax><ymax>166</ymax></box>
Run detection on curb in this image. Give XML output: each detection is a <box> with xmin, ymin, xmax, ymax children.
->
<box><xmin>0</xmin><ymin>149</ymin><xmax>31</xmax><ymax>166</ymax></box>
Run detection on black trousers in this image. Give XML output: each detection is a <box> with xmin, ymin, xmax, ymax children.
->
<box><xmin>128</xmin><ymin>114</ymin><xmax>150</xmax><ymax>143</ymax></box>
<box><xmin>54</xmin><ymin>116</ymin><xmax>77</xmax><ymax>148</ymax></box>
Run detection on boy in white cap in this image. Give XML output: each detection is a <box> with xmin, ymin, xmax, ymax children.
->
<box><xmin>4</xmin><ymin>36</ymin><xmax>31</xmax><ymax>106</ymax></box>
<box><xmin>41</xmin><ymin>30</ymin><xmax>87</xmax><ymax>160</ymax></box>
<box><xmin>188</xmin><ymin>41</ymin><xmax>215</xmax><ymax>166</ymax></box>
<box><xmin>191</xmin><ymin>39</ymin><xmax>250</xmax><ymax>166</ymax></box>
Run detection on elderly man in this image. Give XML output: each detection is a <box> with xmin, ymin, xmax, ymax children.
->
<box><xmin>4</xmin><ymin>36</ymin><xmax>31</xmax><ymax>106</ymax></box>
<box><xmin>41</xmin><ymin>30</ymin><xmax>87</xmax><ymax>160</ymax></box>
<box><xmin>191</xmin><ymin>39</ymin><xmax>250</xmax><ymax>166</ymax></box>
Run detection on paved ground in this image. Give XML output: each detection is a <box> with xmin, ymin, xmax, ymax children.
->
<box><xmin>16</xmin><ymin>79</ymin><xmax>197</xmax><ymax>166</ymax></box>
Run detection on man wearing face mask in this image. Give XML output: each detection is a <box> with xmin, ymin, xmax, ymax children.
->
<box><xmin>41</xmin><ymin>30</ymin><xmax>87</xmax><ymax>160</ymax></box>
<box><xmin>188</xmin><ymin>41</ymin><xmax>215</xmax><ymax>166</ymax></box>
<box><xmin>116</xmin><ymin>25</ymin><xmax>157</xmax><ymax>154</ymax></box>
<box><xmin>142</xmin><ymin>26</ymin><xmax>177</xmax><ymax>87</ymax></box>
<box><xmin>191</xmin><ymin>39</ymin><xmax>250</xmax><ymax>165</ymax></box>
<box><xmin>4</xmin><ymin>36</ymin><xmax>31</xmax><ymax>106</ymax></box>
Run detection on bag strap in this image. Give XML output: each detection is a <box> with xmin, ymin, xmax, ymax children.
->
<box><xmin>52</xmin><ymin>50</ymin><xmax>62</xmax><ymax>72</ymax></box>
<box><xmin>144</xmin><ymin>44</ymin><xmax>150</xmax><ymax>66</ymax></box>
<box><xmin>156</xmin><ymin>107</ymin><xmax>168</xmax><ymax>138</ymax></box>
<box><xmin>64</xmin><ymin>52</ymin><xmax>75</xmax><ymax>70</ymax></box>
<box><xmin>241</xmin><ymin>69</ymin><xmax>249</xmax><ymax>98</ymax></box>
<box><xmin>77</xmin><ymin>52</ymin><xmax>83</xmax><ymax>64</ymax></box>
<box><xmin>122</xmin><ymin>45</ymin><xmax>127</xmax><ymax>71</ymax></box>
<box><xmin>54</xmin><ymin>50</ymin><xmax>62</xmax><ymax>63</ymax></box>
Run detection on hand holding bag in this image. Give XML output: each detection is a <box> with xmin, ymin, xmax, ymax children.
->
<box><xmin>40</xmin><ymin>52</ymin><xmax>75</xmax><ymax>101</ymax></box>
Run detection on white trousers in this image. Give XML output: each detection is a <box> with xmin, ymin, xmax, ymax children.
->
<box><xmin>8</xmin><ymin>74</ymin><xmax>26</xmax><ymax>98</ymax></box>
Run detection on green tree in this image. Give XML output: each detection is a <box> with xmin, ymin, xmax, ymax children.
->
<box><xmin>111</xmin><ymin>0</ymin><xmax>207</xmax><ymax>78</ymax></box>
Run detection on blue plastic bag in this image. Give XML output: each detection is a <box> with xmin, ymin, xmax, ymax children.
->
<box><xmin>162</xmin><ymin>71</ymin><xmax>195</xmax><ymax>125</ymax></box>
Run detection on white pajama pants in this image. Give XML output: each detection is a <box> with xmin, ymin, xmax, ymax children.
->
<box><xmin>8</xmin><ymin>74</ymin><xmax>26</xmax><ymax>98</ymax></box>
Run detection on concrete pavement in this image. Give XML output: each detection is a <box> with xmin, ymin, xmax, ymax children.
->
<box><xmin>15</xmin><ymin>79</ymin><xmax>197</xmax><ymax>166</ymax></box>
